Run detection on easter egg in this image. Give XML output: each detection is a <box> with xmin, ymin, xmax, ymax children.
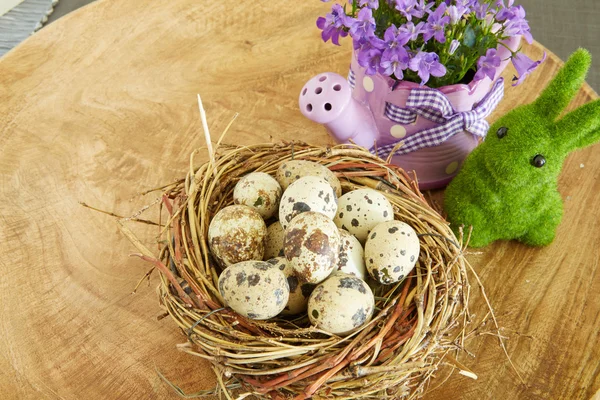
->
<box><xmin>364</xmin><ymin>221</ymin><xmax>420</xmax><ymax>284</ymax></box>
<box><xmin>208</xmin><ymin>205</ymin><xmax>266</xmax><ymax>268</ymax></box>
<box><xmin>218</xmin><ymin>260</ymin><xmax>289</xmax><ymax>320</ymax></box>
<box><xmin>334</xmin><ymin>189</ymin><xmax>394</xmax><ymax>243</ymax></box>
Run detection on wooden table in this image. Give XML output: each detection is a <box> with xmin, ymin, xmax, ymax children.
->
<box><xmin>1</xmin><ymin>1</ymin><xmax>598</xmax><ymax>399</ymax></box>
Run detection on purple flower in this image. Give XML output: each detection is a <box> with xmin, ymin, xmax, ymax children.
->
<box><xmin>398</xmin><ymin>21</ymin><xmax>425</xmax><ymax>42</ymax></box>
<box><xmin>449</xmin><ymin>39</ymin><xmax>460</xmax><ymax>55</ymax></box>
<box><xmin>358</xmin><ymin>48</ymin><xmax>384</xmax><ymax>75</ymax></box>
<box><xmin>422</xmin><ymin>4</ymin><xmax>450</xmax><ymax>43</ymax></box>
<box><xmin>448</xmin><ymin>6</ymin><xmax>467</xmax><ymax>25</ymax></box>
<box><xmin>380</xmin><ymin>25</ymin><xmax>410</xmax><ymax>56</ymax></box>
<box><xmin>394</xmin><ymin>0</ymin><xmax>429</xmax><ymax>21</ymax></box>
<box><xmin>448</xmin><ymin>0</ymin><xmax>479</xmax><ymax>25</ymax></box>
<box><xmin>380</xmin><ymin>47</ymin><xmax>410</xmax><ymax>78</ymax></box>
<box><xmin>346</xmin><ymin>7</ymin><xmax>376</xmax><ymax>40</ymax></box>
<box><xmin>511</xmin><ymin>51</ymin><xmax>546</xmax><ymax>86</ymax></box>
<box><xmin>316</xmin><ymin>4</ymin><xmax>348</xmax><ymax>45</ymax></box>
<box><xmin>352</xmin><ymin>36</ymin><xmax>371</xmax><ymax>50</ymax></box>
<box><xmin>474</xmin><ymin>48</ymin><xmax>502</xmax><ymax>81</ymax></box>
<box><xmin>473</xmin><ymin>2</ymin><xmax>489</xmax><ymax>19</ymax></box>
<box><xmin>358</xmin><ymin>0</ymin><xmax>379</xmax><ymax>9</ymax></box>
<box><xmin>502</xmin><ymin>6</ymin><xmax>533</xmax><ymax>44</ymax></box>
<box><xmin>409</xmin><ymin>51</ymin><xmax>447</xmax><ymax>85</ymax></box>
<box><xmin>495</xmin><ymin>0</ymin><xmax>515</xmax><ymax>17</ymax></box>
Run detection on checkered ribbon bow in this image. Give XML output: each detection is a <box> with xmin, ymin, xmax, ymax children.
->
<box><xmin>373</xmin><ymin>78</ymin><xmax>505</xmax><ymax>158</ymax></box>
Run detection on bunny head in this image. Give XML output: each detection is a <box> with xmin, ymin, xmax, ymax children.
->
<box><xmin>479</xmin><ymin>49</ymin><xmax>599</xmax><ymax>188</ymax></box>
<box><xmin>444</xmin><ymin>48</ymin><xmax>600</xmax><ymax>247</ymax></box>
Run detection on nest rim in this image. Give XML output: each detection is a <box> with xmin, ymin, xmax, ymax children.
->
<box><xmin>137</xmin><ymin>141</ymin><xmax>471</xmax><ymax>400</ymax></box>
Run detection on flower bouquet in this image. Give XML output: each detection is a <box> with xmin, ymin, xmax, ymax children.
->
<box><xmin>300</xmin><ymin>0</ymin><xmax>546</xmax><ymax>189</ymax></box>
<box><xmin>318</xmin><ymin>0</ymin><xmax>544</xmax><ymax>87</ymax></box>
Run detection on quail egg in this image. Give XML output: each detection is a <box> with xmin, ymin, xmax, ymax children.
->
<box><xmin>276</xmin><ymin>160</ymin><xmax>342</xmax><ymax>197</ymax></box>
<box><xmin>308</xmin><ymin>272</ymin><xmax>374</xmax><ymax>335</ymax></box>
<box><xmin>267</xmin><ymin>257</ymin><xmax>315</xmax><ymax>315</ymax></box>
<box><xmin>234</xmin><ymin>172</ymin><xmax>282</xmax><ymax>219</ymax></box>
<box><xmin>279</xmin><ymin>176</ymin><xmax>338</xmax><ymax>230</ymax></box>
<box><xmin>264</xmin><ymin>221</ymin><xmax>286</xmax><ymax>260</ymax></box>
<box><xmin>283</xmin><ymin>212</ymin><xmax>340</xmax><ymax>284</ymax></box>
<box><xmin>334</xmin><ymin>189</ymin><xmax>394</xmax><ymax>243</ymax></box>
<box><xmin>218</xmin><ymin>260</ymin><xmax>289</xmax><ymax>320</ymax></box>
<box><xmin>337</xmin><ymin>229</ymin><xmax>367</xmax><ymax>280</ymax></box>
<box><xmin>364</xmin><ymin>221</ymin><xmax>420</xmax><ymax>284</ymax></box>
<box><xmin>208</xmin><ymin>205</ymin><xmax>267</xmax><ymax>268</ymax></box>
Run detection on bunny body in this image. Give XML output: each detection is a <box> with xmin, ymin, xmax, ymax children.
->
<box><xmin>444</xmin><ymin>49</ymin><xmax>600</xmax><ymax>247</ymax></box>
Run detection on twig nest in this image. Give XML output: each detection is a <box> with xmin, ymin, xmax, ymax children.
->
<box><xmin>208</xmin><ymin>205</ymin><xmax>266</xmax><ymax>267</ymax></box>
<box><xmin>145</xmin><ymin>142</ymin><xmax>471</xmax><ymax>400</ymax></box>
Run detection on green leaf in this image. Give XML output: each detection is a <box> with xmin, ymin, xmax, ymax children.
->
<box><xmin>463</xmin><ymin>26</ymin><xmax>476</xmax><ymax>48</ymax></box>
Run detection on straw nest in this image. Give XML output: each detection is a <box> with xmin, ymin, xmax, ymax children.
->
<box><xmin>122</xmin><ymin>141</ymin><xmax>474</xmax><ymax>400</ymax></box>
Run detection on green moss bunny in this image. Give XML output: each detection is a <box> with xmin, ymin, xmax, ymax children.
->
<box><xmin>444</xmin><ymin>49</ymin><xmax>600</xmax><ymax>247</ymax></box>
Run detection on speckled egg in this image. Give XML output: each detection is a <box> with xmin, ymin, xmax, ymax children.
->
<box><xmin>308</xmin><ymin>272</ymin><xmax>374</xmax><ymax>335</ymax></box>
<box><xmin>333</xmin><ymin>189</ymin><xmax>394</xmax><ymax>243</ymax></box>
<box><xmin>218</xmin><ymin>260</ymin><xmax>289</xmax><ymax>320</ymax></box>
<box><xmin>276</xmin><ymin>160</ymin><xmax>342</xmax><ymax>197</ymax></box>
<box><xmin>208</xmin><ymin>205</ymin><xmax>267</xmax><ymax>268</ymax></box>
<box><xmin>264</xmin><ymin>221</ymin><xmax>285</xmax><ymax>260</ymax></box>
<box><xmin>337</xmin><ymin>230</ymin><xmax>367</xmax><ymax>280</ymax></box>
<box><xmin>279</xmin><ymin>176</ymin><xmax>338</xmax><ymax>230</ymax></box>
<box><xmin>364</xmin><ymin>221</ymin><xmax>420</xmax><ymax>285</ymax></box>
<box><xmin>266</xmin><ymin>257</ymin><xmax>315</xmax><ymax>315</ymax></box>
<box><xmin>283</xmin><ymin>212</ymin><xmax>340</xmax><ymax>284</ymax></box>
<box><xmin>233</xmin><ymin>172</ymin><xmax>282</xmax><ymax>219</ymax></box>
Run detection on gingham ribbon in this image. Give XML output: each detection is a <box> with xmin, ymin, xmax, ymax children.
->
<box><xmin>348</xmin><ymin>68</ymin><xmax>356</xmax><ymax>90</ymax></box>
<box><xmin>373</xmin><ymin>78</ymin><xmax>505</xmax><ymax>158</ymax></box>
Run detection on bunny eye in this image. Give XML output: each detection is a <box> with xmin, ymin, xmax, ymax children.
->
<box><xmin>496</xmin><ymin>127</ymin><xmax>508</xmax><ymax>139</ymax></box>
<box><xmin>532</xmin><ymin>154</ymin><xmax>546</xmax><ymax>168</ymax></box>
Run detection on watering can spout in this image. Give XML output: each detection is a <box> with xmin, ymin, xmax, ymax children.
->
<box><xmin>299</xmin><ymin>72</ymin><xmax>378</xmax><ymax>149</ymax></box>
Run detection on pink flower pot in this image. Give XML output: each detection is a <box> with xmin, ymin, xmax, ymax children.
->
<box><xmin>300</xmin><ymin>36</ymin><xmax>521</xmax><ymax>190</ymax></box>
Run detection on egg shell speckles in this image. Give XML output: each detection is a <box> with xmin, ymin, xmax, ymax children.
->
<box><xmin>276</xmin><ymin>160</ymin><xmax>342</xmax><ymax>197</ymax></box>
<box><xmin>308</xmin><ymin>272</ymin><xmax>374</xmax><ymax>335</ymax></box>
<box><xmin>233</xmin><ymin>172</ymin><xmax>282</xmax><ymax>219</ymax></box>
<box><xmin>283</xmin><ymin>212</ymin><xmax>340</xmax><ymax>284</ymax></box>
<box><xmin>333</xmin><ymin>189</ymin><xmax>394</xmax><ymax>243</ymax></box>
<box><xmin>279</xmin><ymin>176</ymin><xmax>338</xmax><ymax>230</ymax></box>
<box><xmin>264</xmin><ymin>221</ymin><xmax>286</xmax><ymax>260</ymax></box>
<box><xmin>364</xmin><ymin>221</ymin><xmax>420</xmax><ymax>285</ymax></box>
<box><xmin>208</xmin><ymin>205</ymin><xmax>267</xmax><ymax>268</ymax></box>
<box><xmin>218</xmin><ymin>261</ymin><xmax>290</xmax><ymax>320</ymax></box>
<box><xmin>337</xmin><ymin>230</ymin><xmax>367</xmax><ymax>280</ymax></box>
<box><xmin>267</xmin><ymin>257</ymin><xmax>315</xmax><ymax>315</ymax></box>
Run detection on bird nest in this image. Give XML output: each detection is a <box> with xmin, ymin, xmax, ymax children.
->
<box><xmin>121</xmin><ymin>141</ymin><xmax>476</xmax><ymax>400</ymax></box>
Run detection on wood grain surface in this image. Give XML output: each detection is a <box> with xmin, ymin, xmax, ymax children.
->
<box><xmin>0</xmin><ymin>0</ymin><xmax>598</xmax><ymax>399</ymax></box>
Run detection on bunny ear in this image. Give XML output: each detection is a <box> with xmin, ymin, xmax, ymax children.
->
<box><xmin>557</xmin><ymin>99</ymin><xmax>600</xmax><ymax>151</ymax></box>
<box><xmin>533</xmin><ymin>48</ymin><xmax>592</xmax><ymax>121</ymax></box>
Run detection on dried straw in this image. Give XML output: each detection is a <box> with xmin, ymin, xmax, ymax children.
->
<box><xmin>120</xmin><ymin>138</ymin><xmax>479</xmax><ymax>399</ymax></box>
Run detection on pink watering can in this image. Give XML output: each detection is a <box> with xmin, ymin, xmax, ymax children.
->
<box><xmin>299</xmin><ymin>38</ymin><xmax>520</xmax><ymax>190</ymax></box>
